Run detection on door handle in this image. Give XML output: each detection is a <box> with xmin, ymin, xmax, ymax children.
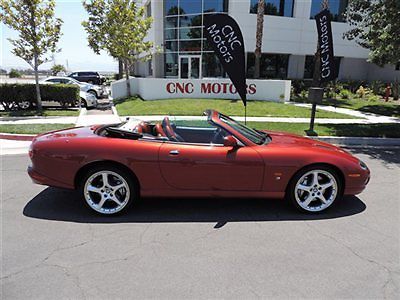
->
<box><xmin>169</xmin><ymin>150</ymin><xmax>180</xmax><ymax>155</ymax></box>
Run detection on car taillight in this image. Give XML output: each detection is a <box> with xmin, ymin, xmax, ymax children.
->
<box><xmin>29</xmin><ymin>143</ymin><xmax>34</xmax><ymax>159</ymax></box>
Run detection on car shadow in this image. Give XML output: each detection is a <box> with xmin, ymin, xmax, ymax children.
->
<box><xmin>23</xmin><ymin>187</ymin><xmax>366</xmax><ymax>226</ymax></box>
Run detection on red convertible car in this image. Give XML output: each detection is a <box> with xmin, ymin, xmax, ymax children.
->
<box><xmin>28</xmin><ymin>110</ymin><xmax>370</xmax><ymax>215</ymax></box>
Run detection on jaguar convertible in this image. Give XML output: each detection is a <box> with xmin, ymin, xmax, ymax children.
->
<box><xmin>28</xmin><ymin>110</ymin><xmax>370</xmax><ymax>215</ymax></box>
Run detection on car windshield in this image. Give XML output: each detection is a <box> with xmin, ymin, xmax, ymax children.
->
<box><xmin>218</xmin><ymin>113</ymin><xmax>266</xmax><ymax>145</ymax></box>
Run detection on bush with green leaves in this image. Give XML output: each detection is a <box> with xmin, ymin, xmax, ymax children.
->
<box><xmin>0</xmin><ymin>83</ymin><xmax>79</xmax><ymax>110</ymax></box>
<box><xmin>8</xmin><ymin>69</ymin><xmax>22</xmax><ymax>78</ymax></box>
<box><xmin>339</xmin><ymin>89</ymin><xmax>352</xmax><ymax>99</ymax></box>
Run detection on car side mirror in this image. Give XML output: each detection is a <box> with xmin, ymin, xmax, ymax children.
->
<box><xmin>223</xmin><ymin>135</ymin><xmax>238</xmax><ymax>148</ymax></box>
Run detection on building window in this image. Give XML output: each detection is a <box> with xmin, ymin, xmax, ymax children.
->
<box><xmin>146</xmin><ymin>1</ymin><xmax>151</xmax><ymax>17</ymax></box>
<box><xmin>247</xmin><ymin>53</ymin><xmax>290</xmax><ymax>79</ymax></box>
<box><xmin>163</xmin><ymin>0</ymin><xmax>229</xmax><ymax>78</ymax></box>
<box><xmin>304</xmin><ymin>55</ymin><xmax>342</xmax><ymax>79</ymax></box>
<box><xmin>310</xmin><ymin>0</ymin><xmax>348</xmax><ymax>22</ymax></box>
<box><xmin>249</xmin><ymin>0</ymin><xmax>295</xmax><ymax>17</ymax></box>
<box><xmin>395</xmin><ymin>62</ymin><xmax>400</xmax><ymax>71</ymax></box>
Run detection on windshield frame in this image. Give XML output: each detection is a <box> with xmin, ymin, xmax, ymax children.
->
<box><xmin>207</xmin><ymin>110</ymin><xmax>268</xmax><ymax>146</ymax></box>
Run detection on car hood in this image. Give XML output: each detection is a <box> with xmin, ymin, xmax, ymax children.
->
<box><xmin>264</xmin><ymin>130</ymin><xmax>353</xmax><ymax>156</ymax></box>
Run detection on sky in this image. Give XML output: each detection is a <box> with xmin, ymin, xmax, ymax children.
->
<box><xmin>1</xmin><ymin>0</ymin><xmax>118</xmax><ymax>72</ymax></box>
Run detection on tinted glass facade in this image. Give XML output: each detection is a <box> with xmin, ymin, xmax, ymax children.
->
<box><xmin>247</xmin><ymin>53</ymin><xmax>289</xmax><ymax>79</ymax></box>
<box><xmin>310</xmin><ymin>0</ymin><xmax>348</xmax><ymax>22</ymax></box>
<box><xmin>249</xmin><ymin>0</ymin><xmax>294</xmax><ymax>17</ymax></box>
<box><xmin>304</xmin><ymin>55</ymin><xmax>342</xmax><ymax>79</ymax></box>
<box><xmin>164</xmin><ymin>0</ymin><xmax>228</xmax><ymax>77</ymax></box>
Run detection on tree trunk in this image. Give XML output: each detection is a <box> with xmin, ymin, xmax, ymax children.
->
<box><xmin>34</xmin><ymin>54</ymin><xmax>42</xmax><ymax>112</ymax></box>
<box><xmin>312</xmin><ymin>48</ymin><xmax>321</xmax><ymax>87</ymax></box>
<box><xmin>124</xmin><ymin>59</ymin><xmax>131</xmax><ymax>97</ymax></box>
<box><xmin>254</xmin><ymin>0</ymin><xmax>265</xmax><ymax>79</ymax></box>
<box><xmin>118</xmin><ymin>59</ymin><xmax>123</xmax><ymax>80</ymax></box>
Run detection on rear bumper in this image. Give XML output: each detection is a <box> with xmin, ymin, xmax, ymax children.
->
<box><xmin>28</xmin><ymin>166</ymin><xmax>74</xmax><ymax>189</ymax></box>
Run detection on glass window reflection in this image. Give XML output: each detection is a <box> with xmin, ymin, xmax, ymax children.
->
<box><xmin>249</xmin><ymin>0</ymin><xmax>294</xmax><ymax>17</ymax></box>
<box><xmin>310</xmin><ymin>0</ymin><xmax>348</xmax><ymax>22</ymax></box>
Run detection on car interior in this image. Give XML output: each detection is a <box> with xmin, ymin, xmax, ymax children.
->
<box><xmin>133</xmin><ymin>117</ymin><xmax>228</xmax><ymax>144</ymax></box>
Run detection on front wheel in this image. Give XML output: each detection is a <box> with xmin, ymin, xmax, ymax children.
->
<box><xmin>286</xmin><ymin>166</ymin><xmax>342</xmax><ymax>213</ymax></box>
<box><xmin>80</xmin><ymin>165</ymin><xmax>136</xmax><ymax>215</ymax></box>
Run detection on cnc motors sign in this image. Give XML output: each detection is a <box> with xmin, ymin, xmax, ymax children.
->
<box><xmin>315</xmin><ymin>9</ymin><xmax>336</xmax><ymax>83</ymax></box>
<box><xmin>166</xmin><ymin>82</ymin><xmax>256</xmax><ymax>95</ymax></box>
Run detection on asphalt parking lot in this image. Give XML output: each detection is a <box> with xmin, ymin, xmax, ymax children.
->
<box><xmin>1</xmin><ymin>148</ymin><xmax>399</xmax><ymax>299</ymax></box>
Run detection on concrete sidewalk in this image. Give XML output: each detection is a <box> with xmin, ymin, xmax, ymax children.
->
<box><xmin>287</xmin><ymin>102</ymin><xmax>400</xmax><ymax>124</ymax></box>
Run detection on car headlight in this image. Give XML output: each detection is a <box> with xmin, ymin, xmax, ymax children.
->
<box><xmin>359</xmin><ymin>160</ymin><xmax>368</xmax><ymax>170</ymax></box>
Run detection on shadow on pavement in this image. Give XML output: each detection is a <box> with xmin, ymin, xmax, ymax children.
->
<box><xmin>346</xmin><ymin>147</ymin><xmax>400</xmax><ymax>166</ymax></box>
<box><xmin>23</xmin><ymin>187</ymin><xmax>366</xmax><ymax>225</ymax></box>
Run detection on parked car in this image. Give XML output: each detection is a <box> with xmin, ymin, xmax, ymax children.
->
<box><xmin>40</xmin><ymin>80</ymin><xmax>98</xmax><ymax>108</ymax></box>
<box><xmin>41</xmin><ymin>76</ymin><xmax>105</xmax><ymax>99</ymax></box>
<box><xmin>78</xmin><ymin>91</ymin><xmax>98</xmax><ymax>108</ymax></box>
<box><xmin>28</xmin><ymin>110</ymin><xmax>370</xmax><ymax>216</ymax></box>
<box><xmin>68</xmin><ymin>71</ymin><xmax>106</xmax><ymax>85</ymax></box>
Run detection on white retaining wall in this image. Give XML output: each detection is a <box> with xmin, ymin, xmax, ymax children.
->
<box><xmin>111</xmin><ymin>78</ymin><xmax>291</xmax><ymax>102</ymax></box>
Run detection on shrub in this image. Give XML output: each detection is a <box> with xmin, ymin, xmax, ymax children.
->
<box><xmin>339</xmin><ymin>89</ymin><xmax>351</xmax><ymax>99</ymax></box>
<box><xmin>392</xmin><ymin>81</ymin><xmax>399</xmax><ymax>100</ymax></box>
<box><xmin>8</xmin><ymin>69</ymin><xmax>22</xmax><ymax>78</ymax></box>
<box><xmin>290</xmin><ymin>79</ymin><xmax>313</xmax><ymax>95</ymax></box>
<box><xmin>370</xmin><ymin>80</ymin><xmax>385</xmax><ymax>96</ymax></box>
<box><xmin>0</xmin><ymin>83</ymin><xmax>80</xmax><ymax>110</ymax></box>
<box><xmin>356</xmin><ymin>86</ymin><xmax>366</xmax><ymax>98</ymax></box>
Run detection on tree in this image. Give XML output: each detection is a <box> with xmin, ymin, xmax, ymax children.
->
<box><xmin>254</xmin><ymin>0</ymin><xmax>265</xmax><ymax>79</ymax></box>
<box><xmin>344</xmin><ymin>0</ymin><xmax>400</xmax><ymax>67</ymax></box>
<box><xmin>51</xmin><ymin>64</ymin><xmax>66</xmax><ymax>76</ymax></box>
<box><xmin>0</xmin><ymin>0</ymin><xmax>63</xmax><ymax>112</ymax></box>
<box><xmin>82</xmin><ymin>0</ymin><xmax>154</xmax><ymax>97</ymax></box>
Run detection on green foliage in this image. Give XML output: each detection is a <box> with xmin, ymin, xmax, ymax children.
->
<box><xmin>51</xmin><ymin>64</ymin><xmax>66</xmax><ymax>75</ymax></box>
<box><xmin>392</xmin><ymin>81</ymin><xmax>399</xmax><ymax>100</ymax></box>
<box><xmin>0</xmin><ymin>124</ymin><xmax>75</xmax><ymax>134</ymax></box>
<box><xmin>339</xmin><ymin>89</ymin><xmax>351</xmax><ymax>99</ymax></box>
<box><xmin>370</xmin><ymin>80</ymin><xmax>385</xmax><ymax>96</ymax></box>
<box><xmin>344</xmin><ymin>0</ymin><xmax>400</xmax><ymax>67</ymax></box>
<box><xmin>115</xmin><ymin>97</ymin><xmax>356</xmax><ymax>119</ymax></box>
<box><xmin>9</xmin><ymin>69</ymin><xmax>22</xmax><ymax>78</ymax></box>
<box><xmin>0</xmin><ymin>0</ymin><xmax>63</xmax><ymax>110</ymax></box>
<box><xmin>82</xmin><ymin>0</ymin><xmax>154</xmax><ymax>72</ymax></box>
<box><xmin>0</xmin><ymin>84</ymin><xmax>79</xmax><ymax>110</ymax></box>
<box><xmin>0</xmin><ymin>0</ymin><xmax>63</xmax><ymax>68</ymax></box>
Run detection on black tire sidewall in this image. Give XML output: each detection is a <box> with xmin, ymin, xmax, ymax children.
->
<box><xmin>286</xmin><ymin>165</ymin><xmax>343</xmax><ymax>213</ymax></box>
<box><xmin>79</xmin><ymin>165</ymin><xmax>137</xmax><ymax>215</ymax></box>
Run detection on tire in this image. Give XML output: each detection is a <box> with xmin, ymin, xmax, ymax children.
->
<box><xmin>87</xmin><ymin>90</ymin><xmax>98</xmax><ymax>98</ymax></box>
<box><xmin>80</xmin><ymin>98</ymin><xmax>88</xmax><ymax>108</ymax></box>
<box><xmin>80</xmin><ymin>164</ymin><xmax>137</xmax><ymax>215</ymax></box>
<box><xmin>286</xmin><ymin>165</ymin><xmax>343</xmax><ymax>213</ymax></box>
<box><xmin>18</xmin><ymin>101</ymin><xmax>31</xmax><ymax>110</ymax></box>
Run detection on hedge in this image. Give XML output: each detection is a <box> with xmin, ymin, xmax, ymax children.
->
<box><xmin>0</xmin><ymin>83</ymin><xmax>80</xmax><ymax>106</ymax></box>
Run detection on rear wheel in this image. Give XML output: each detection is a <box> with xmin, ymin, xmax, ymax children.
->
<box><xmin>80</xmin><ymin>165</ymin><xmax>136</xmax><ymax>215</ymax></box>
<box><xmin>286</xmin><ymin>166</ymin><xmax>342</xmax><ymax>213</ymax></box>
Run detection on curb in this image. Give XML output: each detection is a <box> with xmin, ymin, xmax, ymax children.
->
<box><xmin>109</xmin><ymin>97</ymin><xmax>120</xmax><ymax>117</ymax></box>
<box><xmin>310</xmin><ymin>136</ymin><xmax>400</xmax><ymax>147</ymax></box>
<box><xmin>75</xmin><ymin>107</ymin><xmax>87</xmax><ymax>126</ymax></box>
<box><xmin>0</xmin><ymin>133</ymin><xmax>35</xmax><ymax>141</ymax></box>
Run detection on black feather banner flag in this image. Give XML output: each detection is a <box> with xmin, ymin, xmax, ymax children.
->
<box><xmin>204</xmin><ymin>13</ymin><xmax>247</xmax><ymax>107</ymax></box>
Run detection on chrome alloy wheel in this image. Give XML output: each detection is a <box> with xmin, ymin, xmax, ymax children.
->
<box><xmin>18</xmin><ymin>101</ymin><xmax>31</xmax><ymax>110</ymax></box>
<box><xmin>84</xmin><ymin>171</ymin><xmax>130</xmax><ymax>214</ymax></box>
<box><xmin>294</xmin><ymin>170</ymin><xmax>338</xmax><ymax>212</ymax></box>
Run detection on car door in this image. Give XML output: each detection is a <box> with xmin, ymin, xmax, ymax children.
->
<box><xmin>158</xmin><ymin>142</ymin><xmax>264</xmax><ymax>191</ymax></box>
